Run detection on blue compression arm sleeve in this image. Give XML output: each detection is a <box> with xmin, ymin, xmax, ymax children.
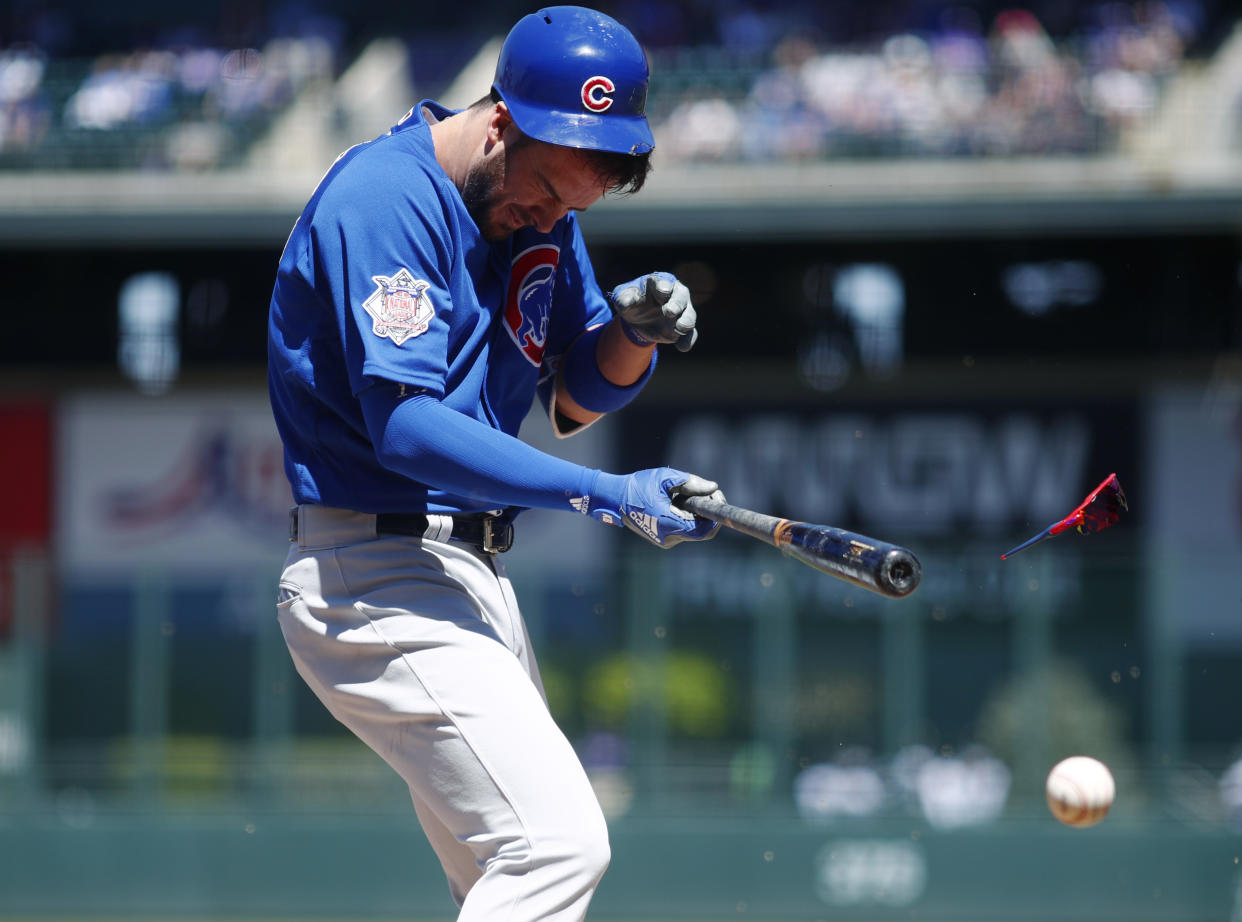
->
<box><xmin>560</xmin><ymin>324</ymin><xmax>656</xmax><ymax>414</ymax></box>
<box><xmin>359</xmin><ymin>384</ymin><xmax>603</xmax><ymax>512</ymax></box>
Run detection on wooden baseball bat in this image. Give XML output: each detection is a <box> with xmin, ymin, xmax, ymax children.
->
<box><xmin>675</xmin><ymin>494</ymin><xmax>922</xmax><ymax>599</ymax></box>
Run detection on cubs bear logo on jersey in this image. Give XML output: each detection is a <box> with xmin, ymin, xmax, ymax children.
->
<box><xmin>363</xmin><ymin>268</ymin><xmax>434</xmax><ymax>345</ymax></box>
<box><xmin>504</xmin><ymin>244</ymin><xmax>560</xmax><ymax>365</ymax></box>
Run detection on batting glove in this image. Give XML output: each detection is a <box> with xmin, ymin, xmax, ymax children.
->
<box><xmin>609</xmin><ymin>272</ymin><xmax>698</xmax><ymax>352</ymax></box>
<box><xmin>585</xmin><ymin>468</ymin><xmax>722</xmax><ymax>548</ymax></box>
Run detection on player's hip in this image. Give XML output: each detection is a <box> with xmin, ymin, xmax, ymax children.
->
<box><xmin>289</xmin><ymin>503</ymin><xmax>515</xmax><ymax>556</ymax></box>
<box><xmin>278</xmin><ymin>506</ymin><xmax>524</xmax><ymax>653</ymax></box>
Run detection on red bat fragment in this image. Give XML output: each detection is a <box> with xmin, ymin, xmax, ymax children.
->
<box><xmin>1001</xmin><ymin>473</ymin><xmax>1128</xmax><ymax>560</ymax></box>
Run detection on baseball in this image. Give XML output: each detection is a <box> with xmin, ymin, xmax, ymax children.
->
<box><xmin>1045</xmin><ymin>756</ymin><xmax>1115</xmax><ymax>827</ymax></box>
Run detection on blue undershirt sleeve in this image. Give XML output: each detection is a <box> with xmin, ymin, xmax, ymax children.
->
<box><xmin>559</xmin><ymin>323</ymin><xmax>657</xmax><ymax>414</ymax></box>
<box><xmin>358</xmin><ymin>382</ymin><xmax>604</xmax><ymax>512</ymax></box>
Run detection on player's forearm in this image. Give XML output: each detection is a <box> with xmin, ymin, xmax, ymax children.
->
<box><xmin>596</xmin><ymin>318</ymin><xmax>658</xmax><ymax>384</ymax></box>
<box><xmin>361</xmin><ymin>385</ymin><xmax>599</xmax><ymax>512</ymax></box>
<box><xmin>554</xmin><ymin>322</ymin><xmax>656</xmax><ymax>425</ymax></box>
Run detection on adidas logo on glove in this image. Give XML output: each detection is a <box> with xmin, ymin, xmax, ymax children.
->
<box><xmin>627</xmin><ymin>509</ymin><xmax>660</xmax><ymax>542</ymax></box>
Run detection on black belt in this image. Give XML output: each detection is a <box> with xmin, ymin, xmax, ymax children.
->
<box><xmin>376</xmin><ymin>511</ymin><xmax>514</xmax><ymax>554</ymax></box>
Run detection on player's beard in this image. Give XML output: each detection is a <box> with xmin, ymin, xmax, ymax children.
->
<box><xmin>461</xmin><ymin>150</ymin><xmax>512</xmax><ymax>242</ymax></box>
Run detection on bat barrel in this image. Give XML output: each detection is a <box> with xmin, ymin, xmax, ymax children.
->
<box><xmin>676</xmin><ymin>494</ymin><xmax>922</xmax><ymax>599</ymax></box>
<box><xmin>778</xmin><ymin>521</ymin><xmax>922</xmax><ymax>599</ymax></box>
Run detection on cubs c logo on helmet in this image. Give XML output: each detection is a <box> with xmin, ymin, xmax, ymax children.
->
<box><xmin>580</xmin><ymin>76</ymin><xmax>615</xmax><ymax>113</ymax></box>
<box><xmin>504</xmin><ymin>243</ymin><xmax>560</xmax><ymax>365</ymax></box>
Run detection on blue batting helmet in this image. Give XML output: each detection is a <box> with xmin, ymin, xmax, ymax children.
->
<box><xmin>492</xmin><ymin>6</ymin><xmax>654</xmax><ymax>155</ymax></box>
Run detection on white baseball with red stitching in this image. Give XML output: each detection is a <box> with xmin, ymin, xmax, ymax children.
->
<box><xmin>1046</xmin><ymin>756</ymin><xmax>1115</xmax><ymax>827</ymax></box>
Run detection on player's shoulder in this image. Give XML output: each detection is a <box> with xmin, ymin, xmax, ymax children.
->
<box><xmin>318</xmin><ymin>129</ymin><xmax>443</xmax><ymax>215</ymax></box>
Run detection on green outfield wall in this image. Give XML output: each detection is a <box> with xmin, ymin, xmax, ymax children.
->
<box><xmin>0</xmin><ymin>813</ymin><xmax>1238</xmax><ymax>921</ymax></box>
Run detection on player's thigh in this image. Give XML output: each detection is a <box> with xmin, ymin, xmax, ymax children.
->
<box><xmin>345</xmin><ymin>547</ymin><xmax>605</xmax><ymax>857</ymax></box>
<box><xmin>373</xmin><ymin>603</ymin><xmax>604</xmax><ymax>854</ymax></box>
<box><xmin>411</xmin><ymin>788</ymin><xmax>483</xmax><ymax>905</ymax></box>
<box><xmin>277</xmin><ymin>537</ymin><xmax>502</xmax><ymax>717</ymax></box>
<box><xmin>278</xmin><ymin>540</ymin><xmax>604</xmax><ymax>849</ymax></box>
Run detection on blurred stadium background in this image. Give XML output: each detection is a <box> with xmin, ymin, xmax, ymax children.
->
<box><xmin>2</xmin><ymin>0</ymin><xmax>1242</xmax><ymax>918</ymax></box>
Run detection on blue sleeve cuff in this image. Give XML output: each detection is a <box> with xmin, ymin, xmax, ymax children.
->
<box><xmin>560</xmin><ymin>324</ymin><xmax>657</xmax><ymax>414</ymax></box>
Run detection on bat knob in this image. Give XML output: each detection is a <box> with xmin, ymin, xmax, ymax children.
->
<box><xmin>880</xmin><ymin>549</ymin><xmax>922</xmax><ymax>598</ymax></box>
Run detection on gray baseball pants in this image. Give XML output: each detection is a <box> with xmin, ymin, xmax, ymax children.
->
<box><xmin>277</xmin><ymin>504</ymin><xmax>610</xmax><ymax>921</ymax></box>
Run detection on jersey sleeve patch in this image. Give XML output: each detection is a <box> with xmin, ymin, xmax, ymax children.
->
<box><xmin>362</xmin><ymin>268</ymin><xmax>435</xmax><ymax>345</ymax></box>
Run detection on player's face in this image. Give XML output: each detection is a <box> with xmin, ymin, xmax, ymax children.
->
<box><xmin>463</xmin><ymin>121</ymin><xmax>609</xmax><ymax>241</ymax></box>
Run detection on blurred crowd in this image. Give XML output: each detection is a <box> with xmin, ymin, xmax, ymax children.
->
<box><xmin>0</xmin><ymin>0</ymin><xmax>1232</xmax><ymax>169</ymax></box>
<box><xmin>649</xmin><ymin>1</ymin><xmax>1207</xmax><ymax>160</ymax></box>
<box><xmin>0</xmin><ymin>40</ymin><xmax>335</xmax><ymax>169</ymax></box>
<box><xmin>0</xmin><ymin>0</ymin><xmax>344</xmax><ymax>169</ymax></box>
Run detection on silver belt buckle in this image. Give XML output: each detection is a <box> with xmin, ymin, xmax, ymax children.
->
<box><xmin>481</xmin><ymin>516</ymin><xmax>513</xmax><ymax>554</ymax></box>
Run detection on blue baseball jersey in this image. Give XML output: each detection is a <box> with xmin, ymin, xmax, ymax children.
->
<box><xmin>268</xmin><ymin>100</ymin><xmax>613</xmax><ymax>515</ymax></box>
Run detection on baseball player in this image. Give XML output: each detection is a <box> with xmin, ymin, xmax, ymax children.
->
<box><xmin>267</xmin><ymin>7</ymin><xmax>720</xmax><ymax>921</ymax></box>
